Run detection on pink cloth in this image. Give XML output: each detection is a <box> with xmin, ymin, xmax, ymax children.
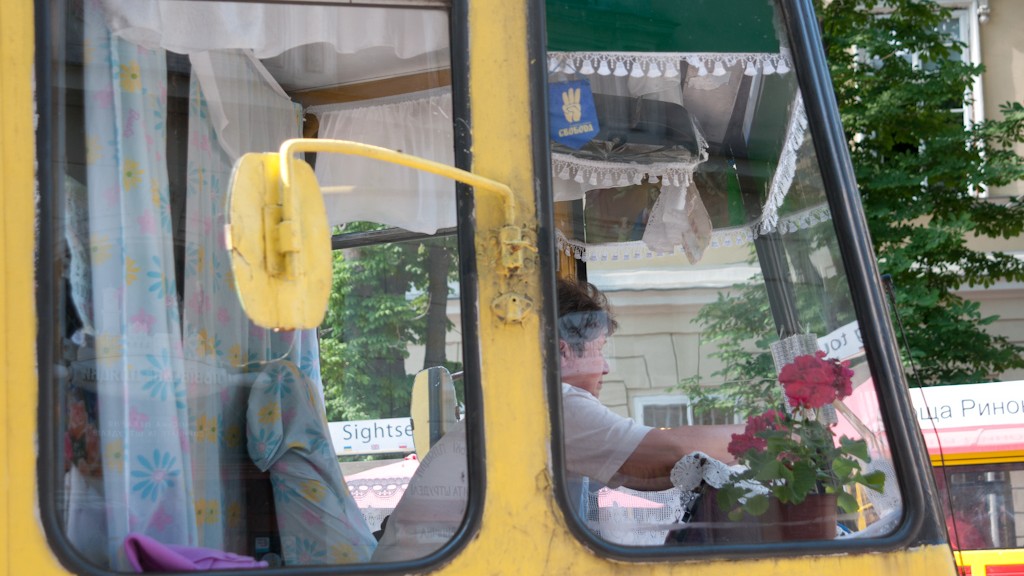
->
<box><xmin>124</xmin><ymin>533</ymin><xmax>268</xmax><ymax>572</ymax></box>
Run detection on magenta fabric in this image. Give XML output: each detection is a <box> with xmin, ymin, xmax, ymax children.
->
<box><xmin>124</xmin><ymin>533</ymin><xmax>268</xmax><ymax>572</ymax></box>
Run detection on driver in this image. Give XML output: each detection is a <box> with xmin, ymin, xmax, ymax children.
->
<box><xmin>370</xmin><ymin>278</ymin><xmax>739</xmax><ymax>562</ymax></box>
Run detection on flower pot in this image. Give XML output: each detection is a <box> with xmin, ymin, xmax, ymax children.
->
<box><xmin>665</xmin><ymin>487</ymin><xmax>763</xmax><ymax>545</ymax></box>
<box><xmin>761</xmin><ymin>493</ymin><xmax>838</xmax><ymax>542</ymax></box>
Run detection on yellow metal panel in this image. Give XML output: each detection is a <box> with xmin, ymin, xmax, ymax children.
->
<box><xmin>1</xmin><ymin>1</ymin><xmax>72</xmax><ymax>574</ymax></box>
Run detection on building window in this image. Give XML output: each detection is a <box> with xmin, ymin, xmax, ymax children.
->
<box><xmin>632</xmin><ymin>395</ymin><xmax>737</xmax><ymax>428</ymax></box>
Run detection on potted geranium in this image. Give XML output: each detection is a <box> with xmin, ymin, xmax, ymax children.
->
<box><xmin>716</xmin><ymin>351</ymin><xmax>886</xmax><ymax>538</ymax></box>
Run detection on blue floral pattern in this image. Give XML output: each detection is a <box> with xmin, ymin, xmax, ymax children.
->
<box><xmin>131</xmin><ymin>450</ymin><xmax>181</xmax><ymax>502</ymax></box>
<box><xmin>180</xmin><ymin>54</ymin><xmax>309</xmax><ymax>555</ymax></box>
<box><xmin>82</xmin><ymin>5</ymin><xmax>196</xmax><ymax>566</ymax></box>
<box><xmin>248</xmin><ymin>362</ymin><xmax>377</xmax><ymax>565</ymax></box>
<box><xmin>73</xmin><ymin>4</ymin><xmax>323</xmax><ymax>567</ymax></box>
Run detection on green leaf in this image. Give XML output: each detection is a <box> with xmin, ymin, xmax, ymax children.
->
<box><xmin>790</xmin><ymin>462</ymin><xmax>818</xmax><ymax>499</ymax></box>
<box><xmin>717</xmin><ymin>485</ymin><xmax>743</xmax><ymax>510</ymax></box>
<box><xmin>839</xmin><ymin>436</ymin><xmax>871</xmax><ymax>461</ymax></box>
<box><xmin>754</xmin><ymin>459</ymin><xmax>784</xmax><ymax>482</ymax></box>
<box><xmin>861</xmin><ymin>470</ymin><xmax>887</xmax><ymax>493</ymax></box>
<box><xmin>837</xmin><ymin>492</ymin><xmax>860</xmax><ymax>514</ymax></box>
<box><xmin>745</xmin><ymin>494</ymin><xmax>770</xmax><ymax>516</ymax></box>
<box><xmin>831</xmin><ymin>456</ymin><xmax>856</xmax><ymax>479</ymax></box>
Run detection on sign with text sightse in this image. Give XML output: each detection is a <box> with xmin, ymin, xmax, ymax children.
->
<box><xmin>328</xmin><ymin>417</ymin><xmax>414</xmax><ymax>456</ymax></box>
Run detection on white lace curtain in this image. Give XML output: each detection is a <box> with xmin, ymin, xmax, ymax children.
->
<box><xmin>309</xmin><ymin>89</ymin><xmax>457</xmax><ymax>234</ymax></box>
<box><xmin>99</xmin><ymin>0</ymin><xmax>447</xmax><ymax>60</ymax></box>
<box><xmin>549</xmin><ymin>49</ymin><xmax>811</xmax><ymax>263</ymax></box>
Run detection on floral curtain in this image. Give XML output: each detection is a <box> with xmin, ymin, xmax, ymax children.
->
<box><xmin>74</xmin><ymin>7</ymin><xmax>328</xmax><ymax>566</ymax></box>
<box><xmin>82</xmin><ymin>4</ymin><xmax>196</xmax><ymax>568</ymax></box>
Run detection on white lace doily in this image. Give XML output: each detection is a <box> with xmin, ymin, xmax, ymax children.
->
<box><xmin>670</xmin><ymin>451</ymin><xmax>738</xmax><ymax>491</ymax></box>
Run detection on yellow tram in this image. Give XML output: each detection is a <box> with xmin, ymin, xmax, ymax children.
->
<box><xmin>2</xmin><ymin>0</ymin><xmax>959</xmax><ymax>573</ymax></box>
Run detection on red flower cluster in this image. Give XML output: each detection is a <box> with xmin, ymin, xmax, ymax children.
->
<box><xmin>779</xmin><ymin>350</ymin><xmax>854</xmax><ymax>409</ymax></box>
<box><xmin>727</xmin><ymin>409</ymin><xmax>787</xmax><ymax>458</ymax></box>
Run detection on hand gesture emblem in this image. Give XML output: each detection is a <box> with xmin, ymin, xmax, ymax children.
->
<box><xmin>561</xmin><ymin>87</ymin><xmax>582</xmax><ymax>123</ymax></box>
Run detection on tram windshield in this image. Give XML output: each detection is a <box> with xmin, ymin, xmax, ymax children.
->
<box><xmin>546</xmin><ymin>0</ymin><xmax>904</xmax><ymax>546</ymax></box>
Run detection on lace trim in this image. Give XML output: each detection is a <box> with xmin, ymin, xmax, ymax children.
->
<box><xmin>757</xmin><ymin>94</ymin><xmax>808</xmax><ymax>235</ymax></box>
<box><xmin>552</xmin><ymin>153</ymin><xmax>702</xmax><ymax>190</ymax></box>
<box><xmin>548</xmin><ymin>50</ymin><xmax>793</xmax><ymax>79</ymax></box>
<box><xmin>556</xmin><ymin>203</ymin><xmax>831</xmax><ymax>262</ymax></box>
<box><xmin>347</xmin><ymin>478</ymin><xmax>410</xmax><ymax>501</ymax></box>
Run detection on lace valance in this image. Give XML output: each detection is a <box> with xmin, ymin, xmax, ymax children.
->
<box><xmin>757</xmin><ymin>94</ymin><xmax>808</xmax><ymax>235</ymax></box>
<box><xmin>557</xmin><ymin>203</ymin><xmax>832</xmax><ymax>263</ymax></box>
<box><xmin>548</xmin><ymin>50</ymin><xmax>793</xmax><ymax>79</ymax></box>
<box><xmin>552</xmin><ymin>154</ymin><xmax>704</xmax><ymax>201</ymax></box>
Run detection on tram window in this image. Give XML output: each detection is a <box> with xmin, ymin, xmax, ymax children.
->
<box><xmin>546</xmin><ymin>0</ymin><xmax>904</xmax><ymax>550</ymax></box>
<box><xmin>41</xmin><ymin>0</ymin><xmax>475</xmax><ymax>571</ymax></box>
<box><xmin>935</xmin><ymin>463</ymin><xmax>1024</xmax><ymax>551</ymax></box>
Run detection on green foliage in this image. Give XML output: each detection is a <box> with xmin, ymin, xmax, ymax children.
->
<box><xmin>818</xmin><ymin>0</ymin><xmax>1024</xmax><ymax>384</ymax></box>
<box><xmin>688</xmin><ymin>0</ymin><xmax>1024</xmax><ymax>405</ymax></box>
<box><xmin>320</xmin><ymin>223</ymin><xmax>460</xmax><ymax>422</ymax></box>
<box><xmin>680</xmin><ymin>278</ymin><xmax>780</xmax><ymax>418</ymax></box>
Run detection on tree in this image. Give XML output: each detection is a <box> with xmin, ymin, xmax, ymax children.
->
<box><xmin>686</xmin><ymin>0</ymin><xmax>1024</xmax><ymax>411</ymax></box>
<box><xmin>319</xmin><ymin>223</ymin><xmax>460</xmax><ymax>422</ymax></box>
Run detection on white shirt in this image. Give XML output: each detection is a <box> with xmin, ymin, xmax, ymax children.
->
<box><xmin>561</xmin><ymin>383</ymin><xmax>652</xmax><ymax>486</ymax></box>
<box><xmin>371</xmin><ymin>384</ymin><xmax>653</xmax><ymax>562</ymax></box>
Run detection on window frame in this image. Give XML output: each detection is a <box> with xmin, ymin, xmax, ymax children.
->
<box><xmin>544</xmin><ymin>0</ymin><xmax>950</xmax><ymax>559</ymax></box>
<box><xmin>33</xmin><ymin>0</ymin><xmax>484</xmax><ymax>573</ymax></box>
<box><xmin>632</xmin><ymin>394</ymin><xmax>740</xmax><ymax>428</ymax></box>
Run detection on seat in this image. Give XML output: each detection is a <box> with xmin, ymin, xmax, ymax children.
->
<box><xmin>246</xmin><ymin>361</ymin><xmax>377</xmax><ymax>565</ymax></box>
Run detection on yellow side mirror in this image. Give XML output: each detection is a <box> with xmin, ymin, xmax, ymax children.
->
<box><xmin>227</xmin><ymin>138</ymin><xmax>528</xmax><ymax>331</ymax></box>
<box><xmin>225</xmin><ymin>152</ymin><xmax>331</xmax><ymax>330</ymax></box>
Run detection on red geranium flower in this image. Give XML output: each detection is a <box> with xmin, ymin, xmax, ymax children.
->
<box><xmin>779</xmin><ymin>351</ymin><xmax>854</xmax><ymax>409</ymax></box>
<box><xmin>727</xmin><ymin>409</ymin><xmax>788</xmax><ymax>458</ymax></box>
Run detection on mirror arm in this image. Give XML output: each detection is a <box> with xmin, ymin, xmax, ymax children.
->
<box><xmin>279</xmin><ymin>138</ymin><xmax>517</xmax><ymax>225</ymax></box>
<box><xmin>278</xmin><ymin>138</ymin><xmax>535</xmax><ymax>323</ymax></box>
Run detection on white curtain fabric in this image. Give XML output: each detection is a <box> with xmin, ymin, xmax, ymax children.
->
<box><xmin>549</xmin><ymin>51</ymin><xmax>810</xmax><ymax>262</ymax></box>
<box><xmin>189</xmin><ymin>50</ymin><xmax>296</xmax><ymax>160</ymax></box>
<box><xmin>757</xmin><ymin>93</ymin><xmax>808</xmax><ymax>235</ymax></box>
<box><xmin>310</xmin><ymin>89</ymin><xmax>456</xmax><ymax>234</ymax></box>
<box><xmin>182</xmin><ymin>49</ymin><xmax>305</xmax><ymax>554</ymax></box>
<box><xmin>99</xmin><ymin>0</ymin><xmax>448</xmax><ymax>60</ymax></box>
<box><xmin>551</xmin><ymin>116</ymin><xmax>713</xmax><ymax>264</ymax></box>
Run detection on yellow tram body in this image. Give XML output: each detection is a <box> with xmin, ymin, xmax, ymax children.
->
<box><xmin>1</xmin><ymin>0</ymin><xmax>959</xmax><ymax>573</ymax></box>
